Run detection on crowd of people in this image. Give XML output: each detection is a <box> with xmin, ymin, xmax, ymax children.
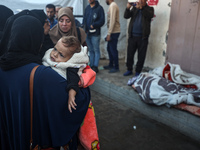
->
<box><xmin>0</xmin><ymin>0</ymin><xmax>154</xmax><ymax>149</ymax></box>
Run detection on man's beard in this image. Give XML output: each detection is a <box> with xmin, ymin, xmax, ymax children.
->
<box><xmin>106</xmin><ymin>1</ymin><xmax>109</xmax><ymax>5</ymax></box>
<box><xmin>90</xmin><ymin>0</ymin><xmax>95</xmax><ymax>4</ymax></box>
<box><xmin>48</xmin><ymin>16</ymin><xmax>54</xmax><ymax>21</ymax></box>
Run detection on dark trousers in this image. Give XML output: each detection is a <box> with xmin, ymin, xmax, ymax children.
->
<box><xmin>107</xmin><ymin>33</ymin><xmax>120</xmax><ymax>69</ymax></box>
<box><xmin>126</xmin><ymin>36</ymin><xmax>148</xmax><ymax>73</ymax></box>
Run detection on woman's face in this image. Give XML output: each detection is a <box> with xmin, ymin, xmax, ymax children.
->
<box><xmin>58</xmin><ymin>15</ymin><xmax>72</xmax><ymax>33</ymax></box>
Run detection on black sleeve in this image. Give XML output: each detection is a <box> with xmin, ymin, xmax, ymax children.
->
<box><xmin>142</xmin><ymin>6</ymin><xmax>154</xmax><ymax>20</ymax></box>
<box><xmin>66</xmin><ymin>67</ymin><xmax>80</xmax><ymax>93</ymax></box>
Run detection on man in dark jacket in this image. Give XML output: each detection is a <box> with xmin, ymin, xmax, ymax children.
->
<box><xmin>46</xmin><ymin>4</ymin><xmax>58</xmax><ymax>29</ymax></box>
<box><xmin>83</xmin><ymin>0</ymin><xmax>105</xmax><ymax>73</ymax></box>
<box><xmin>123</xmin><ymin>0</ymin><xmax>154</xmax><ymax>76</ymax></box>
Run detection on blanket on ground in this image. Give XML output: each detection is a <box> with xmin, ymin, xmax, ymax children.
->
<box><xmin>133</xmin><ymin>73</ymin><xmax>200</xmax><ymax>107</ymax></box>
<box><xmin>174</xmin><ymin>103</ymin><xmax>200</xmax><ymax>117</ymax></box>
<box><xmin>150</xmin><ymin>62</ymin><xmax>200</xmax><ymax>89</ymax></box>
<box><xmin>133</xmin><ymin>63</ymin><xmax>200</xmax><ymax>116</ymax></box>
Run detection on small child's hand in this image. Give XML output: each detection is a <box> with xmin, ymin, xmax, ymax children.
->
<box><xmin>68</xmin><ymin>89</ymin><xmax>77</xmax><ymax>113</ymax></box>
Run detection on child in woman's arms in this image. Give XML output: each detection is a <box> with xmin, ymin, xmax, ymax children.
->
<box><xmin>43</xmin><ymin>36</ymin><xmax>95</xmax><ymax>113</ymax></box>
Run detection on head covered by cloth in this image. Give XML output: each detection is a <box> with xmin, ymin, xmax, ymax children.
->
<box><xmin>0</xmin><ymin>5</ymin><xmax>14</xmax><ymax>39</ymax></box>
<box><xmin>49</xmin><ymin>7</ymin><xmax>86</xmax><ymax>45</ymax></box>
<box><xmin>0</xmin><ymin>9</ymin><xmax>46</xmax><ymax>56</ymax></box>
<box><xmin>0</xmin><ymin>15</ymin><xmax>44</xmax><ymax>71</ymax></box>
<box><xmin>0</xmin><ymin>5</ymin><xmax>13</xmax><ymax>31</ymax></box>
<box><xmin>31</xmin><ymin>9</ymin><xmax>47</xmax><ymax>25</ymax></box>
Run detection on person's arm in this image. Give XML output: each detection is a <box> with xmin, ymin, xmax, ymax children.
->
<box><xmin>106</xmin><ymin>4</ymin><xmax>118</xmax><ymax>41</ymax></box>
<box><xmin>68</xmin><ymin>89</ymin><xmax>77</xmax><ymax>113</ymax></box>
<box><xmin>66</xmin><ymin>67</ymin><xmax>80</xmax><ymax>93</ymax></box>
<box><xmin>107</xmin><ymin>4</ymin><xmax>117</xmax><ymax>36</ymax></box>
<box><xmin>142</xmin><ymin>5</ymin><xmax>154</xmax><ymax>21</ymax></box>
<box><xmin>66</xmin><ymin>67</ymin><xmax>80</xmax><ymax>113</ymax></box>
<box><xmin>92</xmin><ymin>6</ymin><xmax>105</xmax><ymax>29</ymax></box>
<box><xmin>124</xmin><ymin>3</ymin><xmax>134</xmax><ymax>19</ymax></box>
<box><xmin>82</xmin><ymin>6</ymin><xmax>88</xmax><ymax>31</ymax></box>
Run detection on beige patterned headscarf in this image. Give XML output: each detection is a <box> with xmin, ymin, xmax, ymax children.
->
<box><xmin>49</xmin><ymin>7</ymin><xmax>86</xmax><ymax>45</ymax></box>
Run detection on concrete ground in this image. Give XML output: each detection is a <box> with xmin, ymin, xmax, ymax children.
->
<box><xmin>89</xmin><ymin>59</ymin><xmax>200</xmax><ymax>150</ymax></box>
<box><xmin>91</xmin><ymin>90</ymin><xmax>200</xmax><ymax>150</ymax></box>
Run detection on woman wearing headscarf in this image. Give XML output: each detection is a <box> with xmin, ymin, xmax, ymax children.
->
<box><xmin>0</xmin><ymin>5</ymin><xmax>13</xmax><ymax>41</ymax></box>
<box><xmin>49</xmin><ymin>7</ymin><xmax>86</xmax><ymax>46</ymax></box>
<box><xmin>0</xmin><ymin>15</ymin><xmax>90</xmax><ymax>150</ymax></box>
<box><xmin>0</xmin><ymin>9</ymin><xmax>54</xmax><ymax>57</ymax></box>
<box><xmin>0</xmin><ymin>9</ymin><xmax>36</xmax><ymax>56</ymax></box>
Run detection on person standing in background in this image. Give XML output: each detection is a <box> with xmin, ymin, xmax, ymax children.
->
<box><xmin>83</xmin><ymin>0</ymin><xmax>105</xmax><ymax>73</ymax></box>
<box><xmin>46</xmin><ymin>4</ymin><xmax>58</xmax><ymax>29</ymax></box>
<box><xmin>55</xmin><ymin>5</ymin><xmax>62</xmax><ymax>20</ymax></box>
<box><xmin>123</xmin><ymin>0</ymin><xmax>154</xmax><ymax>77</ymax></box>
<box><xmin>104</xmin><ymin>0</ymin><xmax>120</xmax><ymax>73</ymax></box>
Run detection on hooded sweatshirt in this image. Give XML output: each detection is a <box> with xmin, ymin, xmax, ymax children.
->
<box><xmin>83</xmin><ymin>1</ymin><xmax>105</xmax><ymax>36</ymax></box>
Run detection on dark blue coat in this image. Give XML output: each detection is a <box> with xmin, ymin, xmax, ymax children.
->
<box><xmin>0</xmin><ymin>63</ymin><xmax>90</xmax><ymax>150</ymax></box>
<box><xmin>83</xmin><ymin>1</ymin><xmax>105</xmax><ymax>36</ymax></box>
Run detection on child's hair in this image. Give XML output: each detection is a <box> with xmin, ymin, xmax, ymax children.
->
<box><xmin>61</xmin><ymin>36</ymin><xmax>81</xmax><ymax>53</ymax></box>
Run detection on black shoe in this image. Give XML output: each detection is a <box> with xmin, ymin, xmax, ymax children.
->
<box><xmin>92</xmin><ymin>66</ymin><xmax>99</xmax><ymax>73</ymax></box>
<box><xmin>123</xmin><ymin>70</ymin><xmax>133</xmax><ymax>76</ymax></box>
<box><xmin>109</xmin><ymin>68</ymin><xmax>119</xmax><ymax>73</ymax></box>
<box><xmin>135</xmin><ymin>72</ymin><xmax>140</xmax><ymax>76</ymax></box>
<box><xmin>103</xmin><ymin>65</ymin><xmax>113</xmax><ymax>70</ymax></box>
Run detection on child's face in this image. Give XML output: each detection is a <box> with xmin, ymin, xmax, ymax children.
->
<box><xmin>50</xmin><ymin>39</ymin><xmax>75</xmax><ymax>62</ymax></box>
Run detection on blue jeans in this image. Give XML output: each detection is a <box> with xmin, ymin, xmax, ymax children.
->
<box><xmin>107</xmin><ymin>33</ymin><xmax>120</xmax><ymax>69</ymax></box>
<box><xmin>86</xmin><ymin>35</ymin><xmax>101</xmax><ymax>67</ymax></box>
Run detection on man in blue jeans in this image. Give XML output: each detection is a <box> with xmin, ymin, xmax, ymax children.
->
<box><xmin>104</xmin><ymin>0</ymin><xmax>121</xmax><ymax>73</ymax></box>
<box><xmin>83</xmin><ymin>0</ymin><xmax>105</xmax><ymax>73</ymax></box>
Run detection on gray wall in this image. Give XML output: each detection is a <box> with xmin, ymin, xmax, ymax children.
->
<box><xmin>98</xmin><ymin>0</ymin><xmax>172</xmax><ymax>71</ymax></box>
<box><xmin>133</xmin><ymin>0</ymin><xmax>172</xmax><ymax>69</ymax></box>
